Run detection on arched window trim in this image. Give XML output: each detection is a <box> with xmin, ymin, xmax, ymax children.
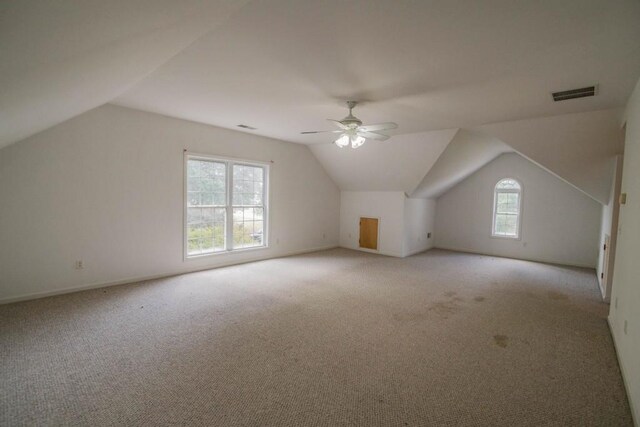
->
<box><xmin>492</xmin><ymin>177</ymin><xmax>522</xmax><ymax>239</ymax></box>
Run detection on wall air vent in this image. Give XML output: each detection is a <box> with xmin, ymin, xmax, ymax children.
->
<box><xmin>551</xmin><ymin>85</ymin><xmax>597</xmax><ymax>102</ymax></box>
<box><xmin>237</xmin><ymin>124</ymin><xmax>257</xmax><ymax>130</ymax></box>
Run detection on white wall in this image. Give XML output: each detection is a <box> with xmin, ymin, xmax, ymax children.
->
<box><xmin>434</xmin><ymin>153</ymin><xmax>601</xmax><ymax>268</ymax></box>
<box><xmin>475</xmin><ymin>108</ymin><xmax>624</xmax><ymax>205</ymax></box>
<box><xmin>339</xmin><ymin>192</ymin><xmax>436</xmax><ymax>258</ymax></box>
<box><xmin>403</xmin><ymin>198</ymin><xmax>436</xmax><ymax>256</ymax></box>
<box><xmin>597</xmin><ymin>155</ymin><xmax>623</xmax><ymax>301</ymax></box>
<box><xmin>0</xmin><ymin>104</ymin><xmax>340</xmax><ymax>303</ymax></box>
<box><xmin>609</xmin><ymin>77</ymin><xmax>640</xmax><ymax>423</ymax></box>
<box><xmin>339</xmin><ymin>191</ymin><xmax>405</xmax><ymax>257</ymax></box>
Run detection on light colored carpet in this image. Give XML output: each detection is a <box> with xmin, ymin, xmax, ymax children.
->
<box><xmin>0</xmin><ymin>248</ymin><xmax>632</xmax><ymax>426</ymax></box>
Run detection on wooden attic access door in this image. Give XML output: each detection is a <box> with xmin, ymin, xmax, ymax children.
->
<box><xmin>359</xmin><ymin>217</ymin><xmax>379</xmax><ymax>250</ymax></box>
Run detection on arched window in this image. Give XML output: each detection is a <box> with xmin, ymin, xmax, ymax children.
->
<box><xmin>492</xmin><ymin>178</ymin><xmax>521</xmax><ymax>238</ymax></box>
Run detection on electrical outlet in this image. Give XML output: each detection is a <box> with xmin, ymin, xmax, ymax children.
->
<box><xmin>74</xmin><ymin>260</ymin><xmax>83</xmax><ymax>270</ymax></box>
<box><xmin>427</xmin><ymin>232</ymin><xmax>431</xmax><ymax>239</ymax></box>
<box><xmin>624</xmin><ymin>320</ymin><xmax>628</xmax><ymax>335</ymax></box>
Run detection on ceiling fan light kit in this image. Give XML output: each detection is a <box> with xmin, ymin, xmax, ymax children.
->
<box><xmin>302</xmin><ymin>101</ymin><xmax>398</xmax><ymax>149</ymax></box>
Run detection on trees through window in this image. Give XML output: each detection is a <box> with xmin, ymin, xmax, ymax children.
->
<box><xmin>186</xmin><ymin>155</ymin><xmax>268</xmax><ymax>257</ymax></box>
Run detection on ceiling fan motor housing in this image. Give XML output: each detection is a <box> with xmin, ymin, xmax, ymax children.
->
<box><xmin>341</xmin><ymin>101</ymin><xmax>362</xmax><ymax>127</ymax></box>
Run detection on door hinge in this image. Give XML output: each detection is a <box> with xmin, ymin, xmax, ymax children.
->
<box><xmin>601</xmin><ymin>273</ymin><xmax>604</xmax><ymax>279</ymax></box>
<box><xmin>603</xmin><ymin>244</ymin><xmax>607</xmax><ymax>250</ymax></box>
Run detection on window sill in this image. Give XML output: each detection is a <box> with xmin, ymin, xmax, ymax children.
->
<box><xmin>185</xmin><ymin>245</ymin><xmax>269</xmax><ymax>261</ymax></box>
<box><xmin>490</xmin><ymin>234</ymin><xmax>520</xmax><ymax>241</ymax></box>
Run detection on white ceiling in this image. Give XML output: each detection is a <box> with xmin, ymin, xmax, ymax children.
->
<box><xmin>0</xmin><ymin>0</ymin><xmax>248</xmax><ymax>148</ymax></box>
<box><xmin>474</xmin><ymin>108</ymin><xmax>624</xmax><ymax>204</ymax></box>
<box><xmin>411</xmin><ymin>130</ymin><xmax>513</xmax><ymax>199</ymax></box>
<box><xmin>113</xmin><ymin>0</ymin><xmax>640</xmax><ymax>145</ymax></box>
<box><xmin>309</xmin><ymin>129</ymin><xmax>457</xmax><ymax>193</ymax></box>
<box><xmin>1</xmin><ymin>1</ymin><xmax>638</xmax><ymax>203</ymax></box>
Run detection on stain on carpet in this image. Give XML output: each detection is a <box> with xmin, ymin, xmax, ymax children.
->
<box><xmin>548</xmin><ymin>291</ymin><xmax>569</xmax><ymax>301</ymax></box>
<box><xmin>494</xmin><ymin>334</ymin><xmax>509</xmax><ymax>348</ymax></box>
<box><xmin>428</xmin><ymin>301</ymin><xmax>460</xmax><ymax>317</ymax></box>
<box><xmin>474</xmin><ymin>296</ymin><xmax>486</xmax><ymax>302</ymax></box>
<box><xmin>393</xmin><ymin>311</ymin><xmax>429</xmax><ymax>322</ymax></box>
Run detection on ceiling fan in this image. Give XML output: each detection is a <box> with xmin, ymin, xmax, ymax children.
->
<box><xmin>301</xmin><ymin>101</ymin><xmax>398</xmax><ymax>148</ymax></box>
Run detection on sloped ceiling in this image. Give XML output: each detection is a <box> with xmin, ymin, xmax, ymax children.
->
<box><xmin>474</xmin><ymin>109</ymin><xmax>624</xmax><ymax>204</ymax></box>
<box><xmin>1</xmin><ymin>0</ymin><xmax>639</xmax><ymax>205</ymax></box>
<box><xmin>411</xmin><ymin>130</ymin><xmax>512</xmax><ymax>199</ymax></box>
<box><xmin>0</xmin><ymin>0</ymin><xmax>248</xmax><ymax>148</ymax></box>
<box><xmin>308</xmin><ymin>129</ymin><xmax>457</xmax><ymax>193</ymax></box>
<box><xmin>113</xmin><ymin>0</ymin><xmax>640</xmax><ymax>145</ymax></box>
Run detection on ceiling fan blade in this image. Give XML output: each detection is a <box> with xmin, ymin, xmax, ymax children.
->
<box><xmin>358</xmin><ymin>122</ymin><xmax>398</xmax><ymax>132</ymax></box>
<box><xmin>301</xmin><ymin>130</ymin><xmax>343</xmax><ymax>134</ymax></box>
<box><xmin>358</xmin><ymin>131</ymin><xmax>390</xmax><ymax>141</ymax></box>
<box><xmin>328</xmin><ymin>119</ymin><xmax>349</xmax><ymax>130</ymax></box>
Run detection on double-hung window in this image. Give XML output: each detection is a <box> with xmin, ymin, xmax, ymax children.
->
<box><xmin>185</xmin><ymin>154</ymin><xmax>268</xmax><ymax>258</ymax></box>
<box><xmin>492</xmin><ymin>178</ymin><xmax>521</xmax><ymax>239</ymax></box>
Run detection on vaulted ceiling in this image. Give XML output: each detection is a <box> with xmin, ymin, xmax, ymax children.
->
<box><xmin>0</xmin><ymin>0</ymin><xmax>248</xmax><ymax>148</ymax></box>
<box><xmin>112</xmin><ymin>0</ymin><xmax>640</xmax><ymax>145</ymax></box>
<box><xmin>1</xmin><ymin>0</ymin><xmax>639</xmax><ymax>204</ymax></box>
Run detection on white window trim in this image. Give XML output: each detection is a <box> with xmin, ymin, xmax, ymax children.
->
<box><xmin>183</xmin><ymin>151</ymin><xmax>270</xmax><ymax>260</ymax></box>
<box><xmin>491</xmin><ymin>177</ymin><xmax>522</xmax><ymax>240</ymax></box>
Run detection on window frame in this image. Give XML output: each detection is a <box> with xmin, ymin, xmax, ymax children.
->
<box><xmin>491</xmin><ymin>177</ymin><xmax>522</xmax><ymax>240</ymax></box>
<box><xmin>184</xmin><ymin>152</ymin><xmax>270</xmax><ymax>260</ymax></box>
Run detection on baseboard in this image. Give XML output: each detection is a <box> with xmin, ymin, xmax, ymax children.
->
<box><xmin>403</xmin><ymin>246</ymin><xmax>434</xmax><ymax>257</ymax></box>
<box><xmin>607</xmin><ymin>316</ymin><xmax>638</xmax><ymax>426</ymax></box>
<box><xmin>0</xmin><ymin>245</ymin><xmax>338</xmax><ymax>305</ymax></box>
<box><xmin>598</xmin><ymin>277</ymin><xmax>607</xmax><ymax>300</ymax></box>
<box><xmin>337</xmin><ymin>245</ymin><xmax>404</xmax><ymax>258</ymax></box>
<box><xmin>433</xmin><ymin>245</ymin><xmax>596</xmax><ymax>270</ymax></box>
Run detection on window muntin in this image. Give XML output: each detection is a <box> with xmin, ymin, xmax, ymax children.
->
<box><xmin>185</xmin><ymin>155</ymin><xmax>268</xmax><ymax>257</ymax></box>
<box><xmin>492</xmin><ymin>178</ymin><xmax>521</xmax><ymax>238</ymax></box>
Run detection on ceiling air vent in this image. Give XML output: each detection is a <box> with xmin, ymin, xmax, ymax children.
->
<box><xmin>237</xmin><ymin>124</ymin><xmax>257</xmax><ymax>130</ymax></box>
<box><xmin>551</xmin><ymin>85</ymin><xmax>597</xmax><ymax>102</ymax></box>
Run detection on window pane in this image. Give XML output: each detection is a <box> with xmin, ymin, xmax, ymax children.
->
<box><xmin>254</xmin><ymin>207</ymin><xmax>264</xmax><ymax>220</ymax></box>
<box><xmin>505</xmin><ymin>214</ymin><xmax>517</xmax><ymax>235</ymax></box>
<box><xmin>495</xmin><ymin>214</ymin><xmax>507</xmax><ymax>234</ymax></box>
<box><xmin>187</xmin><ymin>159</ymin><xmax>227</xmax><ymax>255</ymax></box>
<box><xmin>187</xmin><ymin>158</ymin><xmax>266</xmax><ymax>256</ymax></box>
<box><xmin>495</xmin><ymin>213</ymin><xmax>518</xmax><ymax>237</ymax></box>
<box><xmin>200</xmin><ymin>236</ymin><xmax>214</xmax><ymax>252</ymax></box>
<box><xmin>496</xmin><ymin>178</ymin><xmax>520</xmax><ymax>190</ymax></box>
<box><xmin>187</xmin><ymin>207</ymin><xmax>201</xmax><ymax>224</ymax></box>
<box><xmin>187</xmin><ymin>192</ymin><xmax>200</xmax><ymax>206</ymax></box>
<box><xmin>504</xmin><ymin>193</ymin><xmax>519</xmax><ymax>213</ymax></box>
<box><xmin>202</xmin><ymin>208</ymin><xmax>213</xmax><ymax>223</ymax></box>
<box><xmin>496</xmin><ymin>193</ymin><xmax>509</xmax><ymax>213</ymax></box>
<box><xmin>201</xmin><ymin>192</ymin><xmax>213</xmax><ymax>206</ymax></box>
<box><xmin>232</xmin><ymin>206</ymin><xmax>263</xmax><ymax>249</ymax></box>
<box><xmin>233</xmin><ymin>165</ymin><xmax>244</xmax><ymax>180</ymax></box>
<box><xmin>187</xmin><ymin>161</ymin><xmax>200</xmax><ymax>177</ymax></box>
<box><xmin>232</xmin><ymin>164</ymin><xmax>264</xmax><ymax>207</ymax></box>
<box><xmin>254</xmin><ymin>168</ymin><xmax>264</xmax><ymax>183</ymax></box>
